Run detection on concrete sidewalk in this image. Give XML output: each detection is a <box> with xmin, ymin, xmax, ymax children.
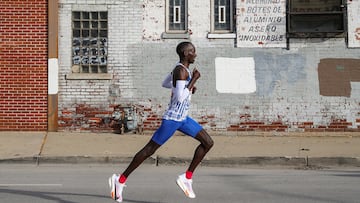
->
<box><xmin>0</xmin><ymin>131</ymin><xmax>360</xmax><ymax>168</ymax></box>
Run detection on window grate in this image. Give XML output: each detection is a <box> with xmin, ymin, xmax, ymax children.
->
<box><xmin>213</xmin><ymin>0</ymin><xmax>233</xmax><ymax>32</ymax></box>
<box><xmin>287</xmin><ymin>0</ymin><xmax>345</xmax><ymax>38</ymax></box>
<box><xmin>168</xmin><ymin>0</ymin><xmax>187</xmax><ymax>31</ymax></box>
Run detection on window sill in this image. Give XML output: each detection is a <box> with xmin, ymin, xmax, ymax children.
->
<box><xmin>161</xmin><ymin>32</ymin><xmax>190</xmax><ymax>39</ymax></box>
<box><xmin>66</xmin><ymin>73</ymin><xmax>112</xmax><ymax>80</ymax></box>
<box><xmin>207</xmin><ymin>33</ymin><xmax>236</xmax><ymax>39</ymax></box>
<box><xmin>287</xmin><ymin>32</ymin><xmax>345</xmax><ymax>38</ymax></box>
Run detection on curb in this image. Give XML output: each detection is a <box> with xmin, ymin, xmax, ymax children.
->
<box><xmin>1</xmin><ymin>156</ymin><xmax>359</xmax><ymax>168</ymax></box>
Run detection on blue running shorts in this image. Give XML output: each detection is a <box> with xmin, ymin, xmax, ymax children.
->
<box><xmin>151</xmin><ymin>116</ymin><xmax>203</xmax><ymax>145</ymax></box>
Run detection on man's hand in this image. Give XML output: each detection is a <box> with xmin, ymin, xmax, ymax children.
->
<box><xmin>191</xmin><ymin>86</ymin><xmax>197</xmax><ymax>94</ymax></box>
<box><xmin>186</xmin><ymin>68</ymin><xmax>200</xmax><ymax>93</ymax></box>
<box><xmin>192</xmin><ymin>68</ymin><xmax>201</xmax><ymax>80</ymax></box>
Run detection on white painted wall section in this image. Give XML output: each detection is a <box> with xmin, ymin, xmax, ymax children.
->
<box><xmin>215</xmin><ymin>57</ymin><xmax>256</xmax><ymax>94</ymax></box>
<box><xmin>48</xmin><ymin>58</ymin><xmax>59</xmax><ymax>95</ymax></box>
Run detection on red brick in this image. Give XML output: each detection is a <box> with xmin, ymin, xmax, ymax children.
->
<box><xmin>0</xmin><ymin>0</ymin><xmax>48</xmax><ymax>131</ymax></box>
<box><xmin>240</xmin><ymin>121</ymin><xmax>264</xmax><ymax>125</ymax></box>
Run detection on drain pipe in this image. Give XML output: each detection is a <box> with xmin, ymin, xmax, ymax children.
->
<box><xmin>48</xmin><ymin>0</ymin><xmax>59</xmax><ymax>131</ymax></box>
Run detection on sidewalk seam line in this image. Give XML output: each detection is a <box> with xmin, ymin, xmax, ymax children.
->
<box><xmin>36</xmin><ymin>132</ymin><xmax>48</xmax><ymax>164</ymax></box>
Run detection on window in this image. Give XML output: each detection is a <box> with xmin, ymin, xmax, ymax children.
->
<box><xmin>72</xmin><ymin>11</ymin><xmax>108</xmax><ymax>74</ymax></box>
<box><xmin>167</xmin><ymin>0</ymin><xmax>187</xmax><ymax>33</ymax></box>
<box><xmin>212</xmin><ymin>0</ymin><xmax>234</xmax><ymax>32</ymax></box>
<box><xmin>287</xmin><ymin>0</ymin><xmax>346</xmax><ymax>38</ymax></box>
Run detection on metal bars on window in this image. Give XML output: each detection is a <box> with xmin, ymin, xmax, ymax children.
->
<box><xmin>72</xmin><ymin>11</ymin><xmax>108</xmax><ymax>73</ymax></box>
<box><xmin>214</xmin><ymin>0</ymin><xmax>233</xmax><ymax>32</ymax></box>
<box><xmin>168</xmin><ymin>0</ymin><xmax>187</xmax><ymax>32</ymax></box>
<box><xmin>287</xmin><ymin>0</ymin><xmax>346</xmax><ymax>38</ymax></box>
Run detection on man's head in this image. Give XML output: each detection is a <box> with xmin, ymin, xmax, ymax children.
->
<box><xmin>176</xmin><ymin>41</ymin><xmax>196</xmax><ymax>63</ymax></box>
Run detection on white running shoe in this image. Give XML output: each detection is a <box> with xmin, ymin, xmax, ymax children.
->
<box><xmin>176</xmin><ymin>173</ymin><xmax>196</xmax><ymax>198</ymax></box>
<box><xmin>108</xmin><ymin>174</ymin><xmax>126</xmax><ymax>202</ymax></box>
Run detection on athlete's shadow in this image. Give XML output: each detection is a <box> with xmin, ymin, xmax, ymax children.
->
<box><xmin>0</xmin><ymin>188</ymin><xmax>164</xmax><ymax>203</ymax></box>
<box><xmin>124</xmin><ymin>199</ymin><xmax>165</xmax><ymax>203</ymax></box>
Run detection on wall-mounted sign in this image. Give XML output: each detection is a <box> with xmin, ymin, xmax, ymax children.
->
<box><xmin>236</xmin><ymin>0</ymin><xmax>286</xmax><ymax>48</ymax></box>
<box><xmin>348</xmin><ymin>0</ymin><xmax>360</xmax><ymax>48</ymax></box>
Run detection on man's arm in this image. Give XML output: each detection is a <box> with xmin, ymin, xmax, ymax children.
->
<box><xmin>172</xmin><ymin>66</ymin><xmax>188</xmax><ymax>87</ymax></box>
<box><xmin>161</xmin><ymin>73</ymin><xmax>172</xmax><ymax>88</ymax></box>
<box><xmin>171</xmin><ymin>66</ymin><xmax>192</xmax><ymax>102</ymax></box>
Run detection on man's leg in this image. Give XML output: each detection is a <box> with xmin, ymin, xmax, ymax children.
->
<box><xmin>122</xmin><ymin>140</ymin><xmax>161</xmax><ymax>177</ymax></box>
<box><xmin>187</xmin><ymin>129</ymin><xmax>214</xmax><ymax>172</ymax></box>
<box><xmin>176</xmin><ymin>129</ymin><xmax>213</xmax><ymax>198</ymax></box>
<box><xmin>121</xmin><ymin>119</ymin><xmax>179</xmax><ymax>180</ymax></box>
<box><xmin>109</xmin><ymin>140</ymin><xmax>160</xmax><ymax>202</ymax></box>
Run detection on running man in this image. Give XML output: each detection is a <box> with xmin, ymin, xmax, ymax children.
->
<box><xmin>109</xmin><ymin>41</ymin><xmax>214</xmax><ymax>202</ymax></box>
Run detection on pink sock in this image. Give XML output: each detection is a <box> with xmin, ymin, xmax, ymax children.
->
<box><xmin>185</xmin><ymin>171</ymin><xmax>193</xmax><ymax>179</ymax></box>
<box><xmin>119</xmin><ymin>174</ymin><xmax>127</xmax><ymax>184</ymax></box>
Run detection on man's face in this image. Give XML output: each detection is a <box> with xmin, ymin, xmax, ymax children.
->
<box><xmin>186</xmin><ymin>45</ymin><xmax>197</xmax><ymax>64</ymax></box>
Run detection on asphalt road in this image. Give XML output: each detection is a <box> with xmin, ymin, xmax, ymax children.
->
<box><xmin>0</xmin><ymin>164</ymin><xmax>359</xmax><ymax>203</ymax></box>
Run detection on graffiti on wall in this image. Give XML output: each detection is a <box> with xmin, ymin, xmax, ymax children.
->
<box><xmin>236</xmin><ymin>0</ymin><xmax>286</xmax><ymax>48</ymax></box>
<box><xmin>318</xmin><ymin>58</ymin><xmax>360</xmax><ymax>97</ymax></box>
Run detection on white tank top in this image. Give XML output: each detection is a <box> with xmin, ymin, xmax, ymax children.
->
<box><xmin>162</xmin><ymin>63</ymin><xmax>192</xmax><ymax>121</ymax></box>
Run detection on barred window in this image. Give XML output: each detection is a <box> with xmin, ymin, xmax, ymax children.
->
<box><xmin>167</xmin><ymin>0</ymin><xmax>187</xmax><ymax>32</ymax></box>
<box><xmin>287</xmin><ymin>0</ymin><xmax>346</xmax><ymax>38</ymax></box>
<box><xmin>72</xmin><ymin>11</ymin><xmax>108</xmax><ymax>73</ymax></box>
<box><xmin>213</xmin><ymin>0</ymin><xmax>234</xmax><ymax>32</ymax></box>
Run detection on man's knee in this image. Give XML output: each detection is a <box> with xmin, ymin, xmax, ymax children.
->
<box><xmin>138</xmin><ymin>141</ymin><xmax>160</xmax><ymax>157</ymax></box>
<box><xmin>198</xmin><ymin>130</ymin><xmax>214</xmax><ymax>150</ymax></box>
<box><xmin>205</xmin><ymin>136</ymin><xmax>214</xmax><ymax>150</ymax></box>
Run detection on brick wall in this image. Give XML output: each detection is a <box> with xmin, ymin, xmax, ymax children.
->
<box><xmin>0</xmin><ymin>0</ymin><xmax>48</xmax><ymax>131</ymax></box>
<box><xmin>58</xmin><ymin>1</ymin><xmax>143</xmax><ymax>132</ymax></box>
<box><xmin>139</xmin><ymin>1</ymin><xmax>360</xmax><ymax>133</ymax></box>
<box><xmin>56</xmin><ymin>0</ymin><xmax>360</xmax><ymax>133</ymax></box>
<box><xmin>0</xmin><ymin>1</ymin><xmax>358</xmax><ymax>133</ymax></box>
